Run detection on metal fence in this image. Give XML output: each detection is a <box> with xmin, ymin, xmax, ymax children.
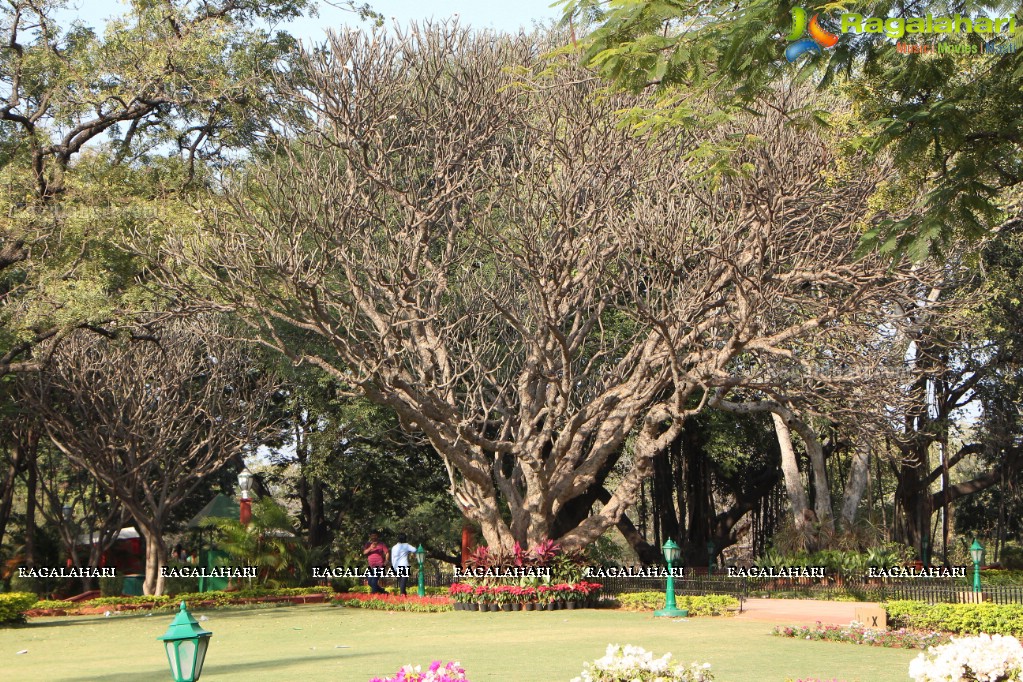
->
<box><xmin>419</xmin><ymin>571</ymin><xmax>1023</xmax><ymax>606</ymax></box>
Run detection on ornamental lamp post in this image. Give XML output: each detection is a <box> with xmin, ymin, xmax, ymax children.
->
<box><xmin>158</xmin><ymin>602</ymin><xmax>212</xmax><ymax>682</ymax></box>
<box><xmin>707</xmin><ymin>540</ymin><xmax>716</xmax><ymax>576</ymax></box>
<box><xmin>922</xmin><ymin>536</ymin><xmax>930</xmax><ymax>566</ymax></box>
<box><xmin>415</xmin><ymin>545</ymin><xmax>426</xmax><ymax>597</ymax></box>
<box><xmin>970</xmin><ymin>539</ymin><xmax>985</xmax><ymax>594</ymax></box>
<box><xmin>237</xmin><ymin>467</ymin><xmax>255</xmax><ymax>525</ymax></box>
<box><xmin>654</xmin><ymin>539</ymin><xmax>688</xmax><ymax>618</ymax></box>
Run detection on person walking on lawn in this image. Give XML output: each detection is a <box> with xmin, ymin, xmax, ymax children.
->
<box><xmin>363</xmin><ymin>531</ymin><xmax>389</xmax><ymax>594</ymax></box>
<box><xmin>391</xmin><ymin>533</ymin><xmax>418</xmax><ymax>596</ymax></box>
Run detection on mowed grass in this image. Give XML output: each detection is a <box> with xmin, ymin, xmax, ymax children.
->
<box><xmin>0</xmin><ymin>605</ymin><xmax>918</xmax><ymax>681</ymax></box>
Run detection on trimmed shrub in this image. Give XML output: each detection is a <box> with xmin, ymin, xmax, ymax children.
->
<box><xmin>884</xmin><ymin>600</ymin><xmax>1023</xmax><ymax>637</ymax></box>
<box><xmin>98</xmin><ymin>575</ymin><xmax>124</xmax><ymax>597</ymax></box>
<box><xmin>616</xmin><ymin>593</ymin><xmax>739</xmax><ymax>615</ymax></box>
<box><xmin>0</xmin><ymin>592</ymin><xmax>39</xmax><ymax>624</ymax></box>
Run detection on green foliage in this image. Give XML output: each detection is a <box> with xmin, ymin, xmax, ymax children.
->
<box><xmin>98</xmin><ymin>575</ymin><xmax>124</xmax><ymax>597</ymax></box>
<box><xmin>205</xmin><ymin>498</ymin><xmax>311</xmax><ymax>587</ymax></box>
<box><xmin>754</xmin><ymin>546</ymin><xmax>913</xmax><ymax>578</ymax></box>
<box><xmin>616</xmin><ymin>592</ymin><xmax>740</xmax><ymax>615</ymax></box>
<box><xmin>884</xmin><ymin>600</ymin><xmax>1023</xmax><ymax>637</ymax></box>
<box><xmin>562</xmin><ymin>0</ymin><xmax>1023</xmax><ymax>259</ymax></box>
<box><xmin>28</xmin><ymin>586</ymin><xmax>329</xmax><ymax>615</ymax></box>
<box><xmin>0</xmin><ymin>592</ymin><xmax>43</xmax><ymax>624</ymax></box>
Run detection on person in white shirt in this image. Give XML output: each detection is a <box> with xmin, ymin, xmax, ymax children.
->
<box><xmin>391</xmin><ymin>533</ymin><xmax>418</xmax><ymax>596</ymax></box>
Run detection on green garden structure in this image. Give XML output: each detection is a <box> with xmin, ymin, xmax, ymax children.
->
<box><xmin>654</xmin><ymin>539</ymin><xmax>688</xmax><ymax>618</ymax></box>
<box><xmin>970</xmin><ymin>539</ymin><xmax>985</xmax><ymax>594</ymax></box>
<box><xmin>158</xmin><ymin>602</ymin><xmax>212</xmax><ymax>682</ymax></box>
<box><xmin>416</xmin><ymin>545</ymin><xmax>427</xmax><ymax>597</ymax></box>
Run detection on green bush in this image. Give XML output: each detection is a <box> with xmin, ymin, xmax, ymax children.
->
<box><xmin>616</xmin><ymin>592</ymin><xmax>740</xmax><ymax>615</ymax></box>
<box><xmin>89</xmin><ymin>595</ymin><xmax>173</xmax><ymax>607</ymax></box>
<box><xmin>162</xmin><ymin>574</ymin><xmax>200</xmax><ymax>596</ymax></box>
<box><xmin>884</xmin><ymin>600</ymin><xmax>1023</xmax><ymax>637</ymax></box>
<box><xmin>0</xmin><ymin>592</ymin><xmax>39</xmax><ymax>624</ymax></box>
<box><xmin>27</xmin><ymin>599</ymin><xmax>76</xmax><ymax>611</ymax></box>
<box><xmin>1000</xmin><ymin>543</ymin><xmax>1023</xmax><ymax>570</ymax></box>
<box><xmin>98</xmin><ymin>575</ymin><xmax>124</xmax><ymax>597</ymax></box>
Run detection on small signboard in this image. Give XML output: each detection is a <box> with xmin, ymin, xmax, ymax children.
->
<box><xmin>854</xmin><ymin>606</ymin><xmax>887</xmax><ymax>630</ymax></box>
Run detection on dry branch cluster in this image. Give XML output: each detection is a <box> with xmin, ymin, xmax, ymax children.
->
<box><xmin>160</xmin><ymin>26</ymin><xmax>923</xmax><ymax>550</ymax></box>
<box><xmin>24</xmin><ymin>318</ymin><xmax>277</xmax><ymax>594</ymax></box>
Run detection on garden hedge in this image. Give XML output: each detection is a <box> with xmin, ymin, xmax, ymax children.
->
<box><xmin>884</xmin><ymin>600</ymin><xmax>1023</xmax><ymax>637</ymax></box>
<box><xmin>616</xmin><ymin>592</ymin><xmax>740</xmax><ymax>615</ymax></box>
<box><xmin>0</xmin><ymin>592</ymin><xmax>39</xmax><ymax>624</ymax></box>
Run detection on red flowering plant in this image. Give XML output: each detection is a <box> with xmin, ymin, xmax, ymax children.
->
<box><xmin>447</xmin><ymin>583</ymin><xmax>474</xmax><ymax>604</ymax></box>
<box><xmin>496</xmin><ymin>585</ymin><xmax>519</xmax><ymax>605</ymax></box>
<box><xmin>473</xmin><ymin>585</ymin><xmax>492</xmax><ymax>605</ymax></box>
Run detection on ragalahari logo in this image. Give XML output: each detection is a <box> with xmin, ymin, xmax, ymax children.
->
<box><xmin>785</xmin><ymin>7</ymin><xmax>840</xmax><ymax>61</ymax></box>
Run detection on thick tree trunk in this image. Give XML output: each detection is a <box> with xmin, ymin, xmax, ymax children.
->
<box><xmin>652</xmin><ymin>446</ymin><xmax>680</xmax><ymax>544</ymax></box>
<box><xmin>840</xmin><ymin>443</ymin><xmax>871</xmax><ymax>529</ymax></box>
<box><xmin>0</xmin><ymin>443</ymin><xmax>25</xmax><ymax>551</ymax></box>
<box><xmin>894</xmin><ymin>446</ymin><xmax>930</xmax><ymax>555</ymax></box>
<box><xmin>24</xmin><ymin>452</ymin><xmax>37</xmax><ymax>568</ymax></box>
<box><xmin>792</xmin><ymin>421</ymin><xmax>834</xmax><ymax>533</ymax></box>
<box><xmin>773</xmin><ymin>413</ymin><xmax>813</xmax><ymax>533</ymax></box>
<box><xmin>682</xmin><ymin>422</ymin><xmax>713</xmax><ymax>567</ymax></box>
<box><xmin>140</xmin><ymin>527</ymin><xmax>168</xmax><ymax>596</ymax></box>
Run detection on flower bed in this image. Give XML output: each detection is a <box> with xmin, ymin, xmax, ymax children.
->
<box><xmin>572</xmin><ymin>644</ymin><xmax>714</xmax><ymax>682</ymax></box>
<box><xmin>370</xmin><ymin>660</ymin><xmax>469</xmax><ymax>682</ymax></box>
<box><xmin>772</xmin><ymin>622</ymin><xmax>952</xmax><ymax>649</ymax></box>
<box><xmin>447</xmin><ymin>581</ymin><xmax>602</xmax><ymax>611</ymax></box>
<box><xmin>333</xmin><ymin>593</ymin><xmax>453</xmax><ymax>612</ymax></box>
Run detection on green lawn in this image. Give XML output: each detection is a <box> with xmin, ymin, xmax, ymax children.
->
<box><xmin>0</xmin><ymin>605</ymin><xmax>918</xmax><ymax>681</ymax></box>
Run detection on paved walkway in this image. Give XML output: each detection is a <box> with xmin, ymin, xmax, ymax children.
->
<box><xmin>735</xmin><ymin>597</ymin><xmax>880</xmax><ymax>625</ymax></box>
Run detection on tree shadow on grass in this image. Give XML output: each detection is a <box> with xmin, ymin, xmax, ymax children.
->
<box><xmin>52</xmin><ymin>651</ymin><xmax>374</xmax><ymax>681</ymax></box>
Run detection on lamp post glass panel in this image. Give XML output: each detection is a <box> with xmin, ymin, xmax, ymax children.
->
<box><xmin>237</xmin><ymin>467</ymin><xmax>255</xmax><ymax>525</ymax></box>
<box><xmin>654</xmin><ymin>539</ymin><xmax>688</xmax><ymax>618</ymax></box>
<box><xmin>970</xmin><ymin>539</ymin><xmax>985</xmax><ymax>593</ymax></box>
<box><xmin>158</xmin><ymin>602</ymin><xmax>212</xmax><ymax>682</ymax></box>
<box><xmin>415</xmin><ymin>545</ymin><xmax>426</xmax><ymax>597</ymax></box>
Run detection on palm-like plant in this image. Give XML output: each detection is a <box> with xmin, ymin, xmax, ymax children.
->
<box><xmin>205</xmin><ymin>498</ymin><xmax>309</xmax><ymax>587</ymax></box>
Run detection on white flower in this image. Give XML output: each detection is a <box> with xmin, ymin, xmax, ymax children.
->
<box><xmin>908</xmin><ymin>633</ymin><xmax>1023</xmax><ymax>682</ymax></box>
<box><xmin>574</xmin><ymin>644</ymin><xmax>714</xmax><ymax>682</ymax></box>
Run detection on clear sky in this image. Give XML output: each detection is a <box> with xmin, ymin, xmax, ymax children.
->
<box><xmin>64</xmin><ymin>0</ymin><xmax>564</xmax><ymax>38</ymax></box>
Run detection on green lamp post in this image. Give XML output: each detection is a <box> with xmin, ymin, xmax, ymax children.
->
<box><xmin>707</xmin><ymin>540</ymin><xmax>716</xmax><ymax>576</ymax></box>
<box><xmin>654</xmin><ymin>539</ymin><xmax>688</xmax><ymax>618</ymax></box>
<box><xmin>158</xmin><ymin>602</ymin><xmax>212</xmax><ymax>682</ymax></box>
<box><xmin>415</xmin><ymin>544</ymin><xmax>426</xmax><ymax>597</ymax></box>
<box><xmin>970</xmin><ymin>539</ymin><xmax>985</xmax><ymax>594</ymax></box>
<box><xmin>922</xmin><ymin>536</ymin><xmax>930</xmax><ymax>566</ymax></box>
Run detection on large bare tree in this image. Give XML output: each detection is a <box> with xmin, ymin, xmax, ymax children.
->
<box><xmin>156</xmin><ymin>26</ymin><xmax>917</xmax><ymax>552</ymax></box>
<box><xmin>26</xmin><ymin>319</ymin><xmax>277</xmax><ymax>594</ymax></box>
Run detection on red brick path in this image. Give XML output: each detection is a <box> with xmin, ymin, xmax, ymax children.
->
<box><xmin>735</xmin><ymin>598</ymin><xmax>879</xmax><ymax>625</ymax></box>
